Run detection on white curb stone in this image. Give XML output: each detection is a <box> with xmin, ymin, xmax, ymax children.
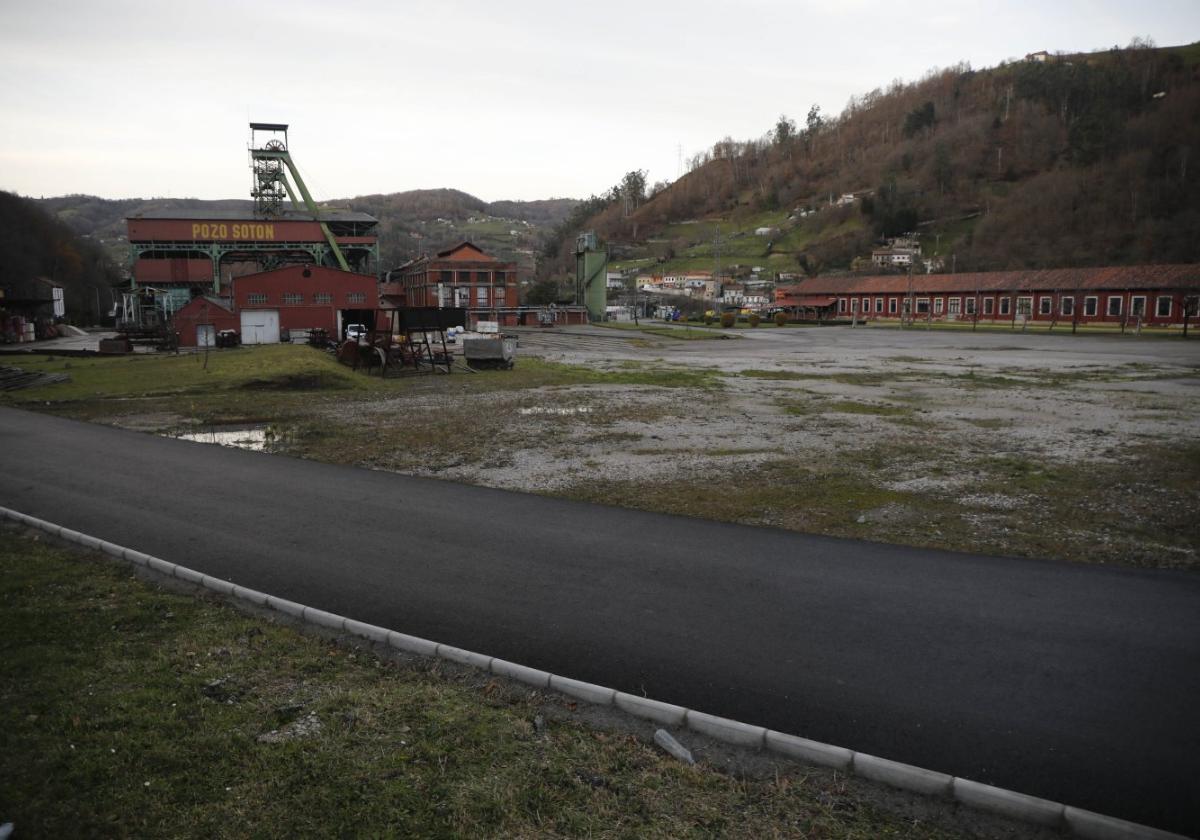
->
<box><xmin>490</xmin><ymin>659</ymin><xmax>551</xmax><ymax>689</ymax></box>
<box><xmin>122</xmin><ymin>549</ymin><xmax>151</xmax><ymax>567</ymax></box>
<box><xmin>765</xmin><ymin>730</ymin><xmax>854</xmax><ymax>770</ymax></box>
<box><xmin>1064</xmin><ymin>806</ymin><xmax>1191</xmax><ymax>840</ymax></box>
<box><xmin>75</xmin><ymin>532</ymin><xmax>102</xmax><ymax>551</ymax></box>
<box><xmin>853</xmin><ymin>753</ymin><xmax>953</xmax><ymax>796</ymax></box>
<box><xmin>266</xmin><ymin>595</ymin><xmax>306</xmax><ymax>619</ymax></box>
<box><xmin>173</xmin><ymin>565</ymin><xmax>205</xmax><ymax>585</ymax></box>
<box><xmin>344</xmin><ymin>618</ymin><xmax>390</xmax><ymax>644</ymax></box>
<box><xmin>550</xmin><ymin>675</ymin><xmax>616</xmax><ymax>706</ymax></box>
<box><xmin>302</xmin><ymin>606</ymin><xmax>346</xmax><ymax>632</ymax></box>
<box><xmin>146</xmin><ymin>556</ymin><xmax>176</xmax><ymax>577</ymax></box>
<box><xmin>614</xmin><ymin>692</ymin><xmax>688</xmax><ymax>727</ymax></box>
<box><xmin>436</xmin><ymin>645</ymin><xmax>492</xmax><ymax>670</ymax></box>
<box><xmin>686</xmin><ymin>710</ymin><xmax>767</xmax><ymax>749</ymax></box>
<box><xmin>232</xmin><ymin>585</ymin><xmax>269</xmax><ymax>606</ymax></box>
<box><xmin>58</xmin><ymin>528</ymin><xmax>81</xmax><ymax>544</ymax></box>
<box><xmin>952</xmin><ymin>778</ymin><xmax>1064</xmax><ymax>826</ymax></box>
<box><xmin>387</xmin><ymin>631</ymin><xmax>438</xmax><ymax>657</ymax></box>
<box><xmin>200</xmin><ymin>575</ymin><xmax>236</xmax><ymax>596</ymax></box>
<box><xmin>99</xmin><ymin>541</ymin><xmax>125</xmax><ymax>558</ymax></box>
<box><xmin>654</xmin><ymin>728</ymin><xmax>695</xmax><ymax>765</ymax></box>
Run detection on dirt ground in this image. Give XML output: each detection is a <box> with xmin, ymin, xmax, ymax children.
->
<box><xmin>335</xmin><ymin>324</ymin><xmax>1200</xmax><ymax>569</ymax></box>
<box><xmin>39</xmin><ymin>324</ymin><xmax>1196</xmax><ymax>570</ymax></box>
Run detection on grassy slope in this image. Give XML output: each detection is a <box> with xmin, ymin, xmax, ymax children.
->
<box><xmin>0</xmin><ymin>527</ymin><xmax>967</xmax><ymax>838</ymax></box>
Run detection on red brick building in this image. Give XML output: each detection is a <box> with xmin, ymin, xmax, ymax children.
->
<box><xmin>173</xmin><ymin>265</ymin><xmax>377</xmax><ymax>346</ymax></box>
<box><xmin>777</xmin><ymin>265</ymin><xmax>1200</xmax><ymax>327</ymax></box>
<box><xmin>388</xmin><ymin>242</ymin><xmax>518</xmax><ymax>325</ymax></box>
<box><xmin>173</xmin><ymin>296</ymin><xmax>239</xmax><ymax>347</ymax></box>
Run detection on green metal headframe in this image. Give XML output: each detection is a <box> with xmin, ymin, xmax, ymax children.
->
<box><xmin>249</xmin><ymin>123</ymin><xmax>350</xmax><ymax>272</ymax></box>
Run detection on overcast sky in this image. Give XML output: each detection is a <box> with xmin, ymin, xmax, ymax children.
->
<box><xmin>1</xmin><ymin>0</ymin><xmax>1197</xmax><ymax>204</ymax></box>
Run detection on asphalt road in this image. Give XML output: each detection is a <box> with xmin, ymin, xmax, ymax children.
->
<box><xmin>2</xmin><ymin>406</ymin><xmax>1197</xmax><ymax>835</ymax></box>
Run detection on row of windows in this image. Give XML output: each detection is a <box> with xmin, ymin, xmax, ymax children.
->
<box><xmin>432</xmin><ymin>287</ymin><xmax>507</xmax><ymax>306</ymax></box>
<box><xmin>839</xmin><ymin>294</ymin><xmax>1175</xmax><ymax>318</ymax></box>
<box><xmin>435</xmin><ymin>270</ymin><xmax>509</xmax><ymax>284</ymax></box>
<box><xmin>245</xmin><ymin>292</ymin><xmax>365</xmax><ymax>305</ymax></box>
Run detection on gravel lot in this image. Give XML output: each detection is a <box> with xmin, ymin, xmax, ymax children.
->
<box><xmin>380</xmin><ymin>324</ymin><xmax>1200</xmax><ymax>569</ymax></box>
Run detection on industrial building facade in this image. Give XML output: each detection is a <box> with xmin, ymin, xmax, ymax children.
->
<box><xmin>387</xmin><ymin>242</ymin><xmax>519</xmax><ymax>324</ymax></box>
<box><xmin>776</xmin><ymin>265</ymin><xmax>1200</xmax><ymax>326</ymax></box>
<box><xmin>172</xmin><ymin>265</ymin><xmax>378</xmax><ymax>347</ymax></box>
<box><xmin>125</xmin><ymin>207</ymin><xmax>379</xmax><ymax>315</ymax></box>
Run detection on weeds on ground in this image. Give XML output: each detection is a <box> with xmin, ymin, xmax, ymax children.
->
<box><xmin>0</xmin><ymin>529</ymin><xmax>967</xmax><ymax>838</ymax></box>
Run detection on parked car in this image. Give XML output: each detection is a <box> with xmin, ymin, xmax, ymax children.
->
<box><xmin>346</xmin><ymin>324</ymin><xmax>368</xmax><ymax>342</ymax></box>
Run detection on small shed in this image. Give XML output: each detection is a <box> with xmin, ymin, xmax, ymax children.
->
<box><xmin>173</xmin><ymin>295</ymin><xmax>238</xmax><ymax>347</ymax></box>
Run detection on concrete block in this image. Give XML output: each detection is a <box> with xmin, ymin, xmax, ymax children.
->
<box><xmin>549</xmin><ymin>675</ymin><xmax>616</xmax><ymax>706</ymax></box>
<box><xmin>344</xmin><ymin>618</ymin><xmax>390</xmax><ymax>644</ymax></box>
<box><xmin>172</xmin><ymin>565</ymin><xmax>205</xmax><ymax>585</ymax></box>
<box><xmin>200</xmin><ymin>575</ymin><xmax>236</xmax><ymax>596</ymax></box>
<box><xmin>952</xmin><ymin>778</ymin><xmax>1064</xmax><ymax>827</ymax></box>
<box><xmin>436</xmin><ymin>644</ymin><xmax>492</xmax><ymax>671</ymax></box>
<box><xmin>122</xmin><ymin>548</ymin><xmax>151</xmax><ymax>567</ymax></box>
<box><xmin>387</xmin><ymin>631</ymin><xmax>438</xmax><ymax>657</ymax></box>
<box><xmin>75</xmin><ymin>532</ymin><xmax>102</xmax><ymax>551</ymax></box>
<box><xmin>232</xmin><ymin>585</ymin><xmax>269</xmax><ymax>606</ymax></box>
<box><xmin>654</xmin><ymin>728</ymin><xmax>695</xmax><ymax>765</ymax></box>
<box><xmin>765</xmin><ymin>730</ymin><xmax>853</xmax><ymax>770</ymax></box>
<box><xmin>490</xmin><ymin>659</ymin><xmax>551</xmax><ymax>689</ymax></box>
<box><xmin>1064</xmin><ymin>807</ymin><xmax>1190</xmax><ymax>840</ymax></box>
<box><xmin>58</xmin><ymin>527</ymin><xmax>81</xmax><ymax>544</ymax></box>
<box><xmin>686</xmin><ymin>710</ymin><xmax>767</xmax><ymax>749</ymax></box>
<box><xmin>852</xmin><ymin>753</ymin><xmax>952</xmax><ymax>797</ymax></box>
<box><xmin>98</xmin><ymin>540</ymin><xmax>125</xmax><ymax>559</ymax></box>
<box><xmin>146</xmin><ymin>556</ymin><xmax>176</xmax><ymax>577</ymax></box>
<box><xmin>32</xmin><ymin>519</ymin><xmax>59</xmax><ymax>536</ymax></box>
<box><xmin>614</xmin><ymin>692</ymin><xmax>688</xmax><ymax>727</ymax></box>
<box><xmin>266</xmin><ymin>595</ymin><xmax>305</xmax><ymax>618</ymax></box>
<box><xmin>302</xmin><ymin>607</ymin><xmax>346</xmax><ymax>632</ymax></box>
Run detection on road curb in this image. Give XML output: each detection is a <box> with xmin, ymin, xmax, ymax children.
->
<box><xmin>1</xmin><ymin>505</ymin><xmax>1190</xmax><ymax>840</ymax></box>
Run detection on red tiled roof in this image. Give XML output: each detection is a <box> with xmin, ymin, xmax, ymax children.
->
<box><xmin>782</xmin><ymin>265</ymin><xmax>1200</xmax><ymax>296</ymax></box>
<box><xmin>778</xmin><ymin>294</ymin><xmax>838</xmax><ymax>306</ymax></box>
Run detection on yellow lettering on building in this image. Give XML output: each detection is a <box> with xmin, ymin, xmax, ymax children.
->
<box><xmin>191</xmin><ymin>222</ymin><xmax>275</xmax><ymax>240</ymax></box>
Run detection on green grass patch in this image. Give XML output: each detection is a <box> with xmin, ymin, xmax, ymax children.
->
<box><xmin>0</xmin><ymin>528</ymin><xmax>970</xmax><ymax>838</ymax></box>
<box><xmin>3</xmin><ymin>346</ymin><xmax>363</xmax><ymax>403</ymax></box>
<box><xmin>561</xmin><ymin>439</ymin><xmax>1200</xmax><ymax>570</ymax></box>
<box><xmin>964</xmin><ymin>417</ymin><xmax>1013</xmax><ymax>429</ymax></box>
<box><xmin>825</xmin><ymin>401</ymin><xmax>911</xmax><ymax>417</ymax></box>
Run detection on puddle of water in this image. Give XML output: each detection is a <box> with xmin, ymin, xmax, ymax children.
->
<box><xmin>518</xmin><ymin>406</ymin><xmax>593</xmax><ymax>416</ymax></box>
<box><xmin>172</xmin><ymin>425</ymin><xmax>288</xmax><ymax>451</ymax></box>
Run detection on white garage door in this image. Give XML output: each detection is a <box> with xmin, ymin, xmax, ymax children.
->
<box><xmin>196</xmin><ymin>325</ymin><xmax>216</xmax><ymax>348</ymax></box>
<box><xmin>240</xmin><ymin>310</ymin><xmax>280</xmax><ymax>345</ymax></box>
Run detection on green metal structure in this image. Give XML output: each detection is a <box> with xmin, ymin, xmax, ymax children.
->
<box><xmin>125</xmin><ymin>124</ymin><xmax>378</xmax><ymax>299</ymax></box>
<box><xmin>574</xmin><ymin>231</ymin><xmax>608</xmax><ymax>321</ymax></box>
<box><xmin>250</xmin><ymin>123</ymin><xmax>350</xmax><ymax>271</ymax></box>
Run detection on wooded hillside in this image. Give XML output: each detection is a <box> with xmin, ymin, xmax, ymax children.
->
<box><xmin>0</xmin><ymin>191</ymin><xmax>122</xmax><ymax>323</ymax></box>
<box><xmin>544</xmin><ymin>41</ymin><xmax>1200</xmax><ymax>280</ymax></box>
<box><xmin>36</xmin><ymin>190</ymin><xmax>580</xmax><ymax>277</ymax></box>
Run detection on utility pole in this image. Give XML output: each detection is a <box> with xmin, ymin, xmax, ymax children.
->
<box><xmin>713</xmin><ymin>226</ymin><xmax>723</xmax><ymax>315</ymax></box>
